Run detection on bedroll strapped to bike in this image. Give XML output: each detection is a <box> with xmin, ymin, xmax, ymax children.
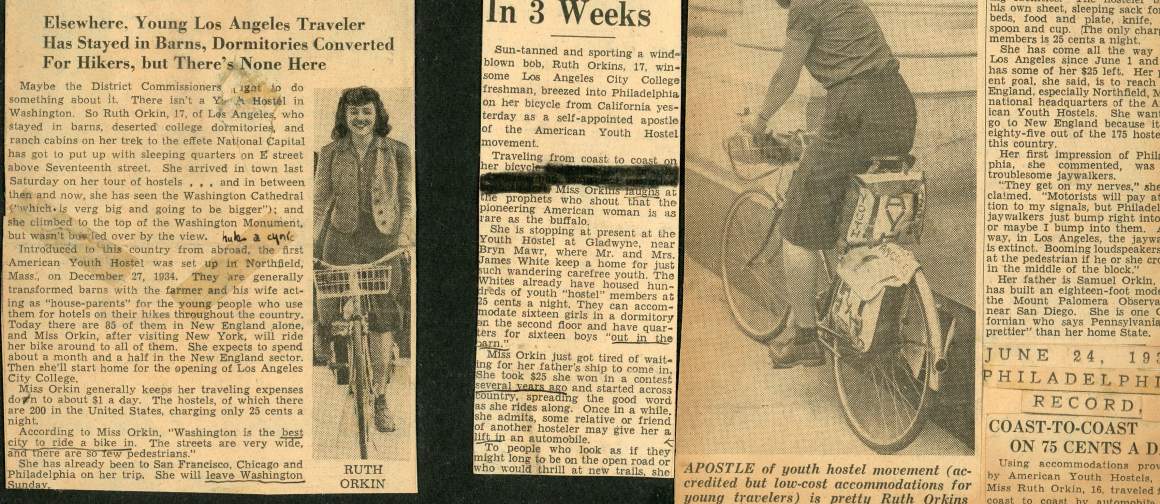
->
<box><xmin>825</xmin><ymin>243</ymin><xmax>920</xmax><ymax>352</ymax></box>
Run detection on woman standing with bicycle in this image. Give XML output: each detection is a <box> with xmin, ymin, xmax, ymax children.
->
<box><xmin>744</xmin><ymin>0</ymin><xmax>917</xmax><ymax>367</ymax></box>
<box><xmin>314</xmin><ymin>86</ymin><xmax>415</xmax><ymax>433</ymax></box>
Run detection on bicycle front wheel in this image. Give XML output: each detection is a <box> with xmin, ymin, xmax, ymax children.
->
<box><xmin>350</xmin><ymin>321</ymin><xmax>371</xmax><ymax>460</ymax></box>
<box><xmin>832</xmin><ymin>271</ymin><xmax>939</xmax><ymax>454</ymax></box>
<box><xmin>720</xmin><ymin>190</ymin><xmax>789</xmax><ymax>343</ymax></box>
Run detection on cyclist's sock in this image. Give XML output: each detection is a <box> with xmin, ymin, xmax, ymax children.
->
<box><xmin>374</xmin><ymin>395</ymin><xmax>396</xmax><ymax>432</ymax></box>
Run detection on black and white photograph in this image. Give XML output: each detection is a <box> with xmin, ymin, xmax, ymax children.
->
<box><xmin>312</xmin><ymin>86</ymin><xmax>416</xmax><ymax>460</ymax></box>
<box><xmin>677</xmin><ymin>0</ymin><xmax>977</xmax><ymax>456</ymax></box>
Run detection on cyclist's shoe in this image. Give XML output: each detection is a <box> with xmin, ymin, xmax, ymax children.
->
<box><xmin>768</xmin><ymin>327</ymin><xmax>824</xmax><ymax>369</ymax></box>
<box><xmin>374</xmin><ymin>395</ymin><xmax>396</xmax><ymax>433</ymax></box>
<box><xmin>792</xmin><ymin>325</ymin><xmax>819</xmax><ymax>344</ymax></box>
<box><xmin>768</xmin><ymin>341</ymin><xmax>824</xmax><ymax>368</ymax></box>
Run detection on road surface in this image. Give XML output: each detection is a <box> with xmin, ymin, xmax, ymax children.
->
<box><xmin>677</xmin><ymin>259</ymin><xmax>971</xmax><ymax>456</ymax></box>
<box><xmin>312</xmin><ymin>359</ymin><xmax>412</xmax><ymax>460</ymax></box>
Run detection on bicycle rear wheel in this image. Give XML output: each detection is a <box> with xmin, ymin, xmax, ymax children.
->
<box><xmin>720</xmin><ymin>190</ymin><xmax>789</xmax><ymax>342</ymax></box>
<box><xmin>350</xmin><ymin>321</ymin><xmax>371</xmax><ymax>460</ymax></box>
<box><xmin>832</xmin><ymin>271</ymin><xmax>939</xmax><ymax>454</ymax></box>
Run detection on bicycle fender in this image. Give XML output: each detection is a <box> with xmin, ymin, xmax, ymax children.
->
<box><xmin>911</xmin><ymin>271</ymin><xmax>946</xmax><ymax>392</ymax></box>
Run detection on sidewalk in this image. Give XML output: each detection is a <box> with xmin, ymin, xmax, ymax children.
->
<box><xmin>312</xmin><ymin>360</ymin><xmax>412</xmax><ymax>460</ymax></box>
<box><xmin>677</xmin><ymin>259</ymin><xmax>972</xmax><ymax>456</ymax></box>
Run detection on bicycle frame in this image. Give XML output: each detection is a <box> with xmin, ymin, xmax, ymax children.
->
<box><xmin>313</xmin><ymin>247</ymin><xmax>410</xmax><ymax>458</ymax></box>
<box><xmin>727</xmin><ymin>131</ymin><xmax>954</xmax><ymax>391</ymax></box>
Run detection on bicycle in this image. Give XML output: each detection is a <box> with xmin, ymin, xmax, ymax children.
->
<box><xmin>313</xmin><ymin>247</ymin><xmax>409</xmax><ymax>459</ymax></box>
<box><xmin>720</xmin><ymin>120</ymin><xmax>955</xmax><ymax>454</ymax></box>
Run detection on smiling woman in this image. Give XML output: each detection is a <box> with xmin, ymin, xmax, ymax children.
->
<box><xmin>313</xmin><ymin>86</ymin><xmax>415</xmax><ymax>461</ymax></box>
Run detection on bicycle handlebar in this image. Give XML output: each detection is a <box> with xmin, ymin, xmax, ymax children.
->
<box><xmin>313</xmin><ymin>247</ymin><xmax>412</xmax><ymax>271</ymax></box>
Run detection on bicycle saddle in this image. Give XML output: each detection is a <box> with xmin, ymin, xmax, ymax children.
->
<box><xmin>867</xmin><ymin>155</ymin><xmax>917</xmax><ymax>174</ymax></box>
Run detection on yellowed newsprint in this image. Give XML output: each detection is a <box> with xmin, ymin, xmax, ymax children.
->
<box><xmin>677</xmin><ymin>1</ymin><xmax>1158</xmax><ymax>503</ymax></box>
<box><xmin>4</xmin><ymin>0</ymin><xmax>416</xmax><ymax>493</ymax></box>
<box><xmin>473</xmin><ymin>0</ymin><xmax>682</xmax><ymax>478</ymax></box>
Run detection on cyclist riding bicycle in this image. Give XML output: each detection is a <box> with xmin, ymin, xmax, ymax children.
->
<box><xmin>744</xmin><ymin>0</ymin><xmax>916</xmax><ymax>368</ymax></box>
<box><xmin>315</xmin><ymin>86</ymin><xmax>415</xmax><ymax>432</ymax></box>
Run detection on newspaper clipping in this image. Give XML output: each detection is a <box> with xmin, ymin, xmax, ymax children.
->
<box><xmin>4</xmin><ymin>0</ymin><xmax>417</xmax><ymax>493</ymax></box>
<box><xmin>473</xmin><ymin>0</ymin><xmax>682</xmax><ymax>478</ymax></box>
<box><xmin>5</xmin><ymin>0</ymin><xmax>1160</xmax><ymax>500</ymax></box>
<box><xmin>677</xmin><ymin>0</ymin><xmax>1156</xmax><ymax>503</ymax></box>
<box><xmin>981</xmin><ymin>0</ymin><xmax>1160</xmax><ymax>502</ymax></box>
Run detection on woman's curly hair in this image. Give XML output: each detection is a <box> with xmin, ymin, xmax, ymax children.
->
<box><xmin>332</xmin><ymin>86</ymin><xmax>392</xmax><ymax>140</ymax></box>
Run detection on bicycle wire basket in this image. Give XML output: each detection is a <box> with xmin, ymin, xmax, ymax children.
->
<box><xmin>722</xmin><ymin>130</ymin><xmax>809</xmax><ymax>181</ymax></box>
<box><xmin>314</xmin><ymin>263</ymin><xmax>395</xmax><ymax>300</ymax></box>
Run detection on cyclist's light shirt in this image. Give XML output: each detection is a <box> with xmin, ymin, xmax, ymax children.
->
<box><xmin>787</xmin><ymin>0</ymin><xmax>899</xmax><ymax>89</ymax></box>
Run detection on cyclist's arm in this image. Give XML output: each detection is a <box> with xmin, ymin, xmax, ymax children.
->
<box><xmin>313</xmin><ymin>144</ymin><xmax>335</xmax><ymax>257</ymax></box>
<box><xmin>396</xmin><ymin>141</ymin><xmax>415</xmax><ymax>247</ymax></box>
<box><xmin>755</xmin><ymin>35</ymin><xmax>809</xmax><ymax>124</ymax></box>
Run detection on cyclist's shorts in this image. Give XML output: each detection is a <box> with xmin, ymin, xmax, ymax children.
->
<box><xmin>318</xmin><ymin>211</ymin><xmax>405</xmax><ymax>333</ymax></box>
<box><xmin>780</xmin><ymin>70</ymin><xmax>917</xmax><ymax>250</ymax></box>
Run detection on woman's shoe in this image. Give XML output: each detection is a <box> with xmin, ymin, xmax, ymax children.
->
<box><xmin>768</xmin><ymin>340</ymin><xmax>825</xmax><ymax>368</ymax></box>
<box><xmin>767</xmin><ymin>326</ymin><xmax>824</xmax><ymax>368</ymax></box>
<box><xmin>374</xmin><ymin>395</ymin><xmax>396</xmax><ymax>432</ymax></box>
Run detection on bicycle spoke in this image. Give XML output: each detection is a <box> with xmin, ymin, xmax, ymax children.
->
<box><xmin>833</xmin><ymin>277</ymin><xmax>937</xmax><ymax>453</ymax></box>
<box><xmin>742</xmin><ymin>273</ymin><xmax>786</xmax><ymax>305</ymax></box>
<box><xmin>880</xmin><ymin>354</ymin><xmax>916</xmax><ymax>412</ymax></box>
<box><xmin>878</xmin><ymin>357</ymin><xmax>906</xmax><ymax>440</ymax></box>
<box><xmin>878</xmin><ymin>357</ymin><xmax>906</xmax><ymax>438</ymax></box>
<box><xmin>867</xmin><ymin>361</ymin><xmax>887</xmax><ymax>440</ymax></box>
<box><xmin>866</xmin><ymin>359</ymin><xmax>887</xmax><ymax>440</ymax></box>
<box><xmin>890</xmin><ymin>356</ymin><xmax>921</xmax><ymax>410</ymax></box>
